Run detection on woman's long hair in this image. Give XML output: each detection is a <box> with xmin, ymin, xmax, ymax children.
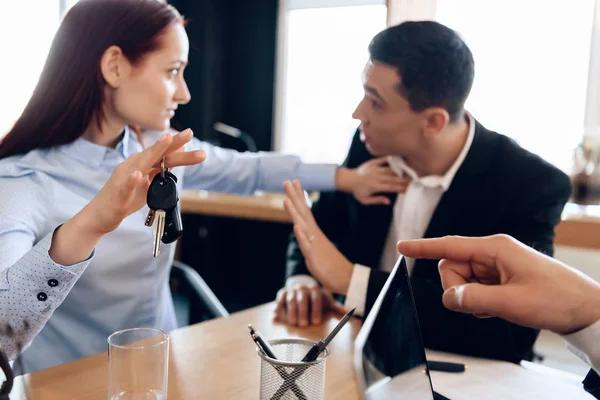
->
<box><xmin>0</xmin><ymin>0</ymin><xmax>183</xmax><ymax>159</ymax></box>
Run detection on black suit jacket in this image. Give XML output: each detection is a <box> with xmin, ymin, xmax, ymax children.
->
<box><xmin>585</xmin><ymin>370</ymin><xmax>600</xmax><ymax>399</ymax></box>
<box><xmin>287</xmin><ymin>119</ymin><xmax>572</xmax><ymax>363</ymax></box>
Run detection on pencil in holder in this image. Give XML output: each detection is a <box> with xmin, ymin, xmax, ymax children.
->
<box><xmin>256</xmin><ymin>338</ymin><xmax>329</xmax><ymax>400</ymax></box>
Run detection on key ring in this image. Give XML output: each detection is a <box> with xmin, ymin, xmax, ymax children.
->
<box><xmin>160</xmin><ymin>157</ymin><xmax>166</xmax><ymax>180</ymax></box>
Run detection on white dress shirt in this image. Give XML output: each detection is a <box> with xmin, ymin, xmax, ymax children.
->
<box><xmin>564</xmin><ymin>319</ymin><xmax>600</xmax><ymax>374</ymax></box>
<box><xmin>345</xmin><ymin>115</ymin><xmax>475</xmax><ymax>316</ymax></box>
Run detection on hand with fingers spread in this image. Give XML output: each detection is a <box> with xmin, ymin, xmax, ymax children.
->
<box><xmin>86</xmin><ymin>129</ymin><xmax>205</xmax><ymax>235</ymax></box>
<box><xmin>49</xmin><ymin>129</ymin><xmax>206</xmax><ymax>266</ymax></box>
<box><xmin>283</xmin><ymin>180</ymin><xmax>355</xmax><ymax>295</ymax></box>
<box><xmin>336</xmin><ymin>157</ymin><xmax>410</xmax><ymax>206</ymax></box>
<box><xmin>273</xmin><ymin>284</ymin><xmax>346</xmax><ymax>327</ymax></box>
<box><xmin>397</xmin><ymin>234</ymin><xmax>600</xmax><ymax>335</ymax></box>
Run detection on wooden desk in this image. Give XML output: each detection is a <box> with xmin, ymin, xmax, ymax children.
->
<box><xmin>555</xmin><ymin>203</ymin><xmax>600</xmax><ymax>249</ymax></box>
<box><xmin>180</xmin><ymin>191</ymin><xmax>291</xmax><ymax>224</ymax></box>
<box><xmin>12</xmin><ymin>304</ymin><xmax>362</xmax><ymax>400</ymax></box>
<box><xmin>12</xmin><ymin>303</ymin><xmax>591</xmax><ymax>399</ymax></box>
<box><xmin>181</xmin><ymin>191</ymin><xmax>600</xmax><ymax>250</ymax></box>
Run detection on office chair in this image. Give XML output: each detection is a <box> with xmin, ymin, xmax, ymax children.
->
<box><xmin>170</xmin><ymin>261</ymin><xmax>229</xmax><ymax>325</ymax></box>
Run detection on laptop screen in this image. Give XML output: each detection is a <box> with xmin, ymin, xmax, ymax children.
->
<box><xmin>356</xmin><ymin>256</ymin><xmax>436</xmax><ymax>400</ymax></box>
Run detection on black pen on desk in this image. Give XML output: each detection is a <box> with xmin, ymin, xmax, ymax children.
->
<box><xmin>248</xmin><ymin>324</ymin><xmax>277</xmax><ymax>359</ymax></box>
<box><xmin>428</xmin><ymin>360</ymin><xmax>466</xmax><ymax>373</ymax></box>
<box><xmin>301</xmin><ymin>307</ymin><xmax>355</xmax><ymax>362</ymax></box>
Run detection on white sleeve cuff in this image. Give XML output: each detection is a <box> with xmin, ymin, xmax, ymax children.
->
<box><xmin>285</xmin><ymin>275</ymin><xmax>318</xmax><ymax>288</ymax></box>
<box><xmin>563</xmin><ymin>318</ymin><xmax>600</xmax><ymax>374</ymax></box>
<box><xmin>344</xmin><ymin>264</ymin><xmax>370</xmax><ymax>317</ymax></box>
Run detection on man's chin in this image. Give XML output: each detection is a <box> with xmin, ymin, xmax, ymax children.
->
<box><xmin>364</xmin><ymin>142</ymin><xmax>384</xmax><ymax>156</ymax></box>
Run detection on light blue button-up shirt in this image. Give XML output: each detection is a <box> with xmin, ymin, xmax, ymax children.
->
<box><xmin>0</xmin><ymin>128</ymin><xmax>336</xmax><ymax>373</ymax></box>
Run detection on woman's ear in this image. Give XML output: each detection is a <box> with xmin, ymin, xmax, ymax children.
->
<box><xmin>100</xmin><ymin>45</ymin><xmax>128</xmax><ymax>88</ymax></box>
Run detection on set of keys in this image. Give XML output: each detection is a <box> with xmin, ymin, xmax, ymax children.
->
<box><xmin>145</xmin><ymin>158</ymin><xmax>183</xmax><ymax>257</ymax></box>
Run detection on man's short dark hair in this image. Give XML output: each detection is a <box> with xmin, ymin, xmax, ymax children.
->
<box><xmin>368</xmin><ymin>21</ymin><xmax>474</xmax><ymax>122</ymax></box>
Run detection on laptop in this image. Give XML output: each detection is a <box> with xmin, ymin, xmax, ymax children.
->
<box><xmin>353</xmin><ymin>255</ymin><xmax>451</xmax><ymax>400</ymax></box>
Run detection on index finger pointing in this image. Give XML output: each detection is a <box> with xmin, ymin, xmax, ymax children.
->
<box><xmin>397</xmin><ymin>236</ymin><xmax>501</xmax><ymax>266</ymax></box>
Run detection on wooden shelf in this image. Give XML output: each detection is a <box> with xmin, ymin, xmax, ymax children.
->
<box><xmin>181</xmin><ymin>191</ymin><xmax>600</xmax><ymax>250</ymax></box>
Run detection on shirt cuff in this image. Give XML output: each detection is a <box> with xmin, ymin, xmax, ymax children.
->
<box><xmin>344</xmin><ymin>264</ymin><xmax>370</xmax><ymax>317</ymax></box>
<box><xmin>563</xmin><ymin>319</ymin><xmax>600</xmax><ymax>374</ymax></box>
<box><xmin>4</xmin><ymin>229</ymin><xmax>94</xmax><ymax>316</ymax></box>
<box><xmin>296</xmin><ymin>164</ymin><xmax>337</xmax><ymax>192</ymax></box>
<box><xmin>286</xmin><ymin>275</ymin><xmax>318</xmax><ymax>288</ymax></box>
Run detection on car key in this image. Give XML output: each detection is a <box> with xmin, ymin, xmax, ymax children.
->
<box><xmin>160</xmin><ymin>170</ymin><xmax>182</xmax><ymax>244</ymax></box>
<box><xmin>146</xmin><ymin>159</ymin><xmax>178</xmax><ymax>257</ymax></box>
<box><xmin>162</xmin><ymin>200</ymin><xmax>183</xmax><ymax>244</ymax></box>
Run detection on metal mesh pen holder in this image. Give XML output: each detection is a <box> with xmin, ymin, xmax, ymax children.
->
<box><xmin>257</xmin><ymin>338</ymin><xmax>329</xmax><ymax>400</ymax></box>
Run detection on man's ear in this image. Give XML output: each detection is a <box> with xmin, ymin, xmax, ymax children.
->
<box><xmin>422</xmin><ymin>107</ymin><xmax>450</xmax><ymax>138</ymax></box>
<box><xmin>100</xmin><ymin>45</ymin><xmax>129</xmax><ymax>88</ymax></box>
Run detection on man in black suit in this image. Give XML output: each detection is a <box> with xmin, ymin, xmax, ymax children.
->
<box><xmin>274</xmin><ymin>21</ymin><xmax>571</xmax><ymax>364</ymax></box>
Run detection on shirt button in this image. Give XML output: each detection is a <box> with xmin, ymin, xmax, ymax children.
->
<box><xmin>48</xmin><ymin>279</ymin><xmax>59</xmax><ymax>287</ymax></box>
<box><xmin>37</xmin><ymin>293</ymin><xmax>48</xmax><ymax>302</ymax></box>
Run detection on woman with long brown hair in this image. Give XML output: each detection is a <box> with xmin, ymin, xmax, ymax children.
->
<box><xmin>0</xmin><ymin>0</ymin><xmax>407</xmax><ymax>373</ymax></box>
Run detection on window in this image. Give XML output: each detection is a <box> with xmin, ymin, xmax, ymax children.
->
<box><xmin>435</xmin><ymin>0</ymin><xmax>595</xmax><ymax>171</ymax></box>
<box><xmin>274</xmin><ymin>0</ymin><xmax>387</xmax><ymax>163</ymax></box>
<box><xmin>279</xmin><ymin>0</ymin><xmax>599</xmax><ymax>172</ymax></box>
<box><xmin>0</xmin><ymin>1</ymin><xmax>78</xmax><ymax>138</ymax></box>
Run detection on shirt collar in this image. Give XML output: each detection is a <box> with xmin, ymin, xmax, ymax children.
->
<box><xmin>387</xmin><ymin>113</ymin><xmax>476</xmax><ymax>192</ymax></box>
<box><xmin>59</xmin><ymin>126</ymin><xmax>140</xmax><ymax>168</ymax></box>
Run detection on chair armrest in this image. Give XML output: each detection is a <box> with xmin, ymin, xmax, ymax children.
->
<box><xmin>171</xmin><ymin>261</ymin><xmax>229</xmax><ymax>319</ymax></box>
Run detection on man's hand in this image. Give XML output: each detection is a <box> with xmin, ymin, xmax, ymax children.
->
<box><xmin>283</xmin><ymin>180</ymin><xmax>355</xmax><ymax>295</ymax></box>
<box><xmin>398</xmin><ymin>234</ymin><xmax>600</xmax><ymax>335</ymax></box>
<box><xmin>336</xmin><ymin>157</ymin><xmax>410</xmax><ymax>206</ymax></box>
<box><xmin>273</xmin><ymin>284</ymin><xmax>346</xmax><ymax>327</ymax></box>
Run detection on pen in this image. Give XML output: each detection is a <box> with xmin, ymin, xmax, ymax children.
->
<box><xmin>301</xmin><ymin>308</ymin><xmax>355</xmax><ymax>362</ymax></box>
<box><xmin>248</xmin><ymin>325</ymin><xmax>308</xmax><ymax>400</ymax></box>
<box><xmin>428</xmin><ymin>360</ymin><xmax>466</xmax><ymax>373</ymax></box>
<box><xmin>248</xmin><ymin>324</ymin><xmax>277</xmax><ymax>359</ymax></box>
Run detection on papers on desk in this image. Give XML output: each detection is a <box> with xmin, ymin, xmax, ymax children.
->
<box><xmin>426</xmin><ymin>350</ymin><xmax>594</xmax><ymax>399</ymax></box>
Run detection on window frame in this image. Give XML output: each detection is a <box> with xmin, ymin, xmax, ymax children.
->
<box><xmin>272</xmin><ymin>0</ymin><xmax>386</xmax><ymax>153</ymax></box>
